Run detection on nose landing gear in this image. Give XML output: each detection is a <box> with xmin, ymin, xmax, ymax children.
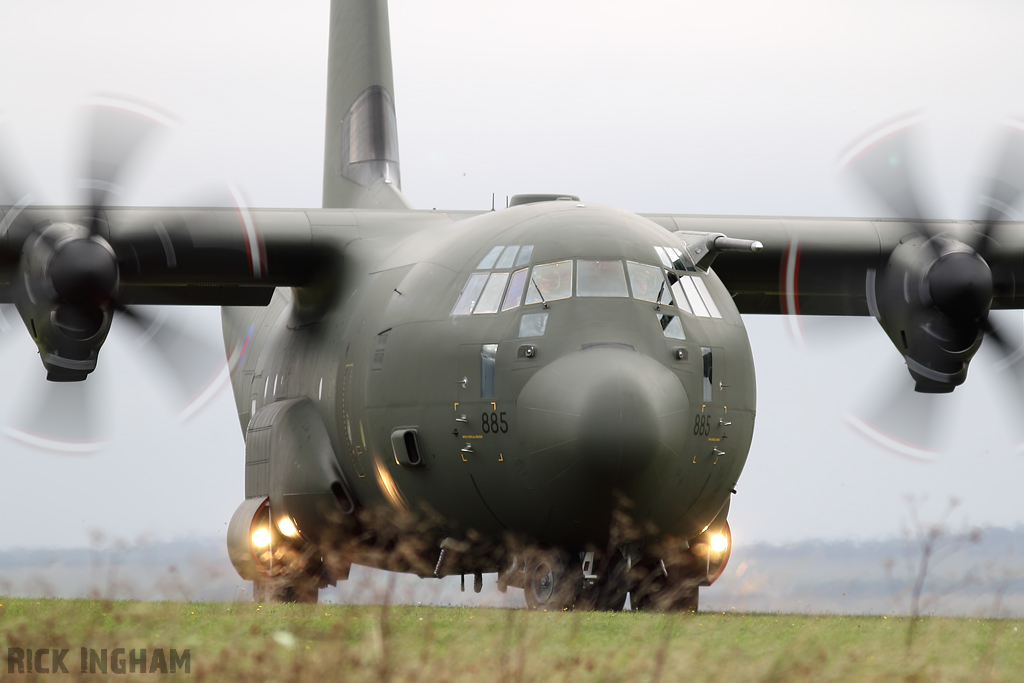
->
<box><xmin>518</xmin><ymin>549</ymin><xmax>630</xmax><ymax>611</ymax></box>
<box><xmin>523</xmin><ymin>549</ymin><xmax>579</xmax><ymax>611</ymax></box>
<box><xmin>576</xmin><ymin>552</ymin><xmax>630</xmax><ymax>612</ymax></box>
<box><xmin>514</xmin><ymin>523</ymin><xmax>731</xmax><ymax>612</ymax></box>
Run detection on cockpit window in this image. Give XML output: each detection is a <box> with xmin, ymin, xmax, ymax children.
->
<box><xmin>668</xmin><ymin>247</ymin><xmax>697</xmax><ymax>272</ymax></box>
<box><xmin>628</xmin><ymin>262</ymin><xmax>723</xmax><ymax>318</ymax></box>
<box><xmin>525</xmin><ymin>260</ymin><xmax>573</xmax><ymax>304</ymax></box>
<box><xmin>658</xmin><ymin>313</ymin><xmax>686</xmax><ymax>340</ymax></box>
<box><xmin>515</xmin><ymin>245</ymin><xmax>534</xmax><ymax>267</ymax></box>
<box><xmin>577</xmin><ymin>260</ymin><xmax>628</xmax><ymax>298</ymax></box>
<box><xmin>476</xmin><ymin>246</ymin><xmax>505</xmax><ymax>270</ymax></box>
<box><xmin>451</xmin><ymin>272</ymin><xmax>490</xmax><ymax>316</ymax></box>
<box><xmin>478</xmin><ymin>244</ymin><xmax>533</xmax><ymax>270</ymax></box>
<box><xmin>653</xmin><ymin>246</ymin><xmax>673</xmax><ymax>269</ymax></box>
<box><xmin>495</xmin><ymin>246</ymin><xmax>519</xmax><ymax>269</ymax></box>
<box><xmin>680</xmin><ymin>276</ymin><xmax>710</xmax><ymax>317</ymax></box>
<box><xmin>702</xmin><ymin>347</ymin><xmax>713</xmax><ymax>401</ymax></box>
<box><xmin>481</xmin><ymin>344</ymin><xmax>498</xmax><ymax>398</ymax></box>
<box><xmin>666</xmin><ymin>272</ymin><xmax>691</xmax><ymax>315</ymax></box>
<box><xmin>691</xmin><ymin>276</ymin><xmax>723</xmax><ymax>318</ymax></box>
<box><xmin>655</xmin><ymin>245</ymin><xmax>697</xmax><ymax>272</ymax></box>
<box><xmin>502</xmin><ymin>268</ymin><xmax>529</xmax><ymax>311</ymax></box>
<box><xmin>627</xmin><ymin>262</ymin><xmax>663</xmax><ymax>302</ymax></box>
<box><xmin>473</xmin><ymin>272</ymin><xmax>510</xmax><ymax>314</ymax></box>
<box><xmin>519</xmin><ymin>312</ymin><xmax>549</xmax><ymax>337</ymax></box>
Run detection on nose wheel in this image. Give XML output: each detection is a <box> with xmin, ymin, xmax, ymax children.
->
<box><xmin>577</xmin><ymin>552</ymin><xmax>630</xmax><ymax>611</ymax></box>
<box><xmin>522</xmin><ymin>549</ymin><xmax>630</xmax><ymax>611</ymax></box>
<box><xmin>523</xmin><ymin>549</ymin><xmax>580</xmax><ymax>611</ymax></box>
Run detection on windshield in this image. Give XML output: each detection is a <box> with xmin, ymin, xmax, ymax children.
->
<box><xmin>627</xmin><ymin>262</ymin><xmax>663</xmax><ymax>303</ymax></box>
<box><xmin>525</xmin><ymin>260</ymin><xmax>573</xmax><ymax>304</ymax></box>
<box><xmin>577</xmin><ymin>260</ymin><xmax>628</xmax><ymax>297</ymax></box>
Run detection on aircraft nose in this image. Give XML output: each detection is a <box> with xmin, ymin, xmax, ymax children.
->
<box><xmin>517</xmin><ymin>347</ymin><xmax>689</xmax><ymax>485</ymax></box>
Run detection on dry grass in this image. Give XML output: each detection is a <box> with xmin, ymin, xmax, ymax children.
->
<box><xmin>0</xmin><ymin>598</ymin><xmax>1022</xmax><ymax>681</ymax></box>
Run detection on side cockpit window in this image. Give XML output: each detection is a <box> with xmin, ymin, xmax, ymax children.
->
<box><xmin>451</xmin><ymin>272</ymin><xmax>489</xmax><ymax>315</ymax></box>
<box><xmin>477</xmin><ymin>246</ymin><xmax>505</xmax><ymax>269</ymax></box>
<box><xmin>453</xmin><ymin>246</ymin><xmax>535</xmax><ymax>316</ymax></box>
<box><xmin>473</xmin><ymin>272</ymin><xmax>510</xmax><ymax>314</ymax></box>
<box><xmin>494</xmin><ymin>246</ymin><xmax>519</xmax><ymax>269</ymax></box>
<box><xmin>478</xmin><ymin>244</ymin><xmax>533</xmax><ymax>271</ymax></box>
<box><xmin>655</xmin><ymin>245</ymin><xmax>696</xmax><ymax>272</ymax></box>
<box><xmin>502</xmin><ymin>268</ymin><xmax>529</xmax><ymax>311</ymax></box>
<box><xmin>665</xmin><ymin>272</ymin><xmax>690</xmax><ymax>314</ymax></box>
<box><xmin>691</xmin><ymin>276</ymin><xmax>722</xmax><ymax>318</ymax></box>
<box><xmin>657</xmin><ymin>313</ymin><xmax>686</xmax><ymax>340</ymax></box>
<box><xmin>637</xmin><ymin>246</ymin><xmax>724</xmax><ymax>320</ymax></box>
<box><xmin>680</xmin><ymin>275</ymin><xmax>709</xmax><ymax>317</ymax></box>
<box><xmin>519</xmin><ymin>312</ymin><xmax>548</xmax><ymax>338</ymax></box>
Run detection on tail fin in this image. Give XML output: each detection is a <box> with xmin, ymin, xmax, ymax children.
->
<box><xmin>322</xmin><ymin>0</ymin><xmax>412</xmax><ymax>210</ymax></box>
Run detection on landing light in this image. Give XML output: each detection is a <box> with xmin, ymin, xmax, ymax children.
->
<box><xmin>710</xmin><ymin>533</ymin><xmax>728</xmax><ymax>553</ymax></box>
<box><xmin>251</xmin><ymin>528</ymin><xmax>271</xmax><ymax>548</ymax></box>
<box><xmin>277</xmin><ymin>517</ymin><xmax>299</xmax><ymax>537</ymax></box>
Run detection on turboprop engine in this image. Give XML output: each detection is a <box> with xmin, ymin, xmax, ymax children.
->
<box><xmin>14</xmin><ymin>222</ymin><xmax>119</xmax><ymax>381</ymax></box>
<box><xmin>847</xmin><ymin>118</ymin><xmax>1024</xmax><ymax>394</ymax></box>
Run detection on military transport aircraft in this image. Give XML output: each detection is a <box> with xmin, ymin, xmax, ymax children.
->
<box><xmin>2</xmin><ymin>0</ymin><xmax>1024</xmax><ymax>610</ymax></box>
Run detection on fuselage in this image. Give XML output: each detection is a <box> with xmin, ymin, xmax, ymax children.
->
<box><xmin>222</xmin><ymin>199</ymin><xmax>756</xmax><ymax>555</ymax></box>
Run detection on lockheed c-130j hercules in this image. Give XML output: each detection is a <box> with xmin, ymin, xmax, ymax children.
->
<box><xmin>3</xmin><ymin>0</ymin><xmax>1024</xmax><ymax>611</ymax></box>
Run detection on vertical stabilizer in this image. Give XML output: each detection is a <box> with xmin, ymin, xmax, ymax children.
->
<box><xmin>322</xmin><ymin>0</ymin><xmax>412</xmax><ymax>209</ymax></box>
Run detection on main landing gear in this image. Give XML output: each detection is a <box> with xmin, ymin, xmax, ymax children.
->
<box><xmin>228</xmin><ymin>497</ymin><xmax>331</xmax><ymax>604</ymax></box>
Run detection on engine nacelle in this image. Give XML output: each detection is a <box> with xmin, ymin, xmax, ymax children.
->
<box><xmin>872</xmin><ymin>234</ymin><xmax>990</xmax><ymax>393</ymax></box>
<box><xmin>13</xmin><ymin>223</ymin><xmax>119</xmax><ymax>381</ymax></box>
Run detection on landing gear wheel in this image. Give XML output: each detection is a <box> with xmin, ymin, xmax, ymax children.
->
<box><xmin>523</xmin><ymin>549</ymin><xmax>579</xmax><ymax>611</ymax></box>
<box><xmin>577</xmin><ymin>552</ymin><xmax>629</xmax><ymax>612</ymax></box>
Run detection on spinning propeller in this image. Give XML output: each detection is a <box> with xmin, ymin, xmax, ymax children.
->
<box><xmin>840</xmin><ymin>115</ymin><xmax>1024</xmax><ymax>458</ymax></box>
<box><xmin>0</xmin><ymin>99</ymin><xmax>224</xmax><ymax>452</ymax></box>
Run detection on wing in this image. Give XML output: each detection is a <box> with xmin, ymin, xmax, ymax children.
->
<box><xmin>642</xmin><ymin>214</ymin><xmax>1024</xmax><ymax>315</ymax></box>
<box><xmin>0</xmin><ymin>204</ymin><xmax>458</xmax><ymax>379</ymax></box>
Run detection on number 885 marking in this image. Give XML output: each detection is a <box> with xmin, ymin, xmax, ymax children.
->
<box><xmin>481</xmin><ymin>411</ymin><xmax>509</xmax><ymax>434</ymax></box>
<box><xmin>693</xmin><ymin>414</ymin><xmax>712</xmax><ymax>436</ymax></box>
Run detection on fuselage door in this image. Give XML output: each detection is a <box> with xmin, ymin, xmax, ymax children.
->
<box><xmin>452</xmin><ymin>342</ymin><xmax>517</xmax><ymax>533</ymax></box>
<box><xmin>454</xmin><ymin>343</ymin><xmax>503</xmax><ymax>460</ymax></box>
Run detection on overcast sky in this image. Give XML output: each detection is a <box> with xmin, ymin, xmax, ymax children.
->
<box><xmin>1</xmin><ymin>0</ymin><xmax>1024</xmax><ymax>550</ymax></box>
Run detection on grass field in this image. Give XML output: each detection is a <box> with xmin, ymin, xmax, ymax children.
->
<box><xmin>0</xmin><ymin>598</ymin><xmax>1021</xmax><ymax>681</ymax></box>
